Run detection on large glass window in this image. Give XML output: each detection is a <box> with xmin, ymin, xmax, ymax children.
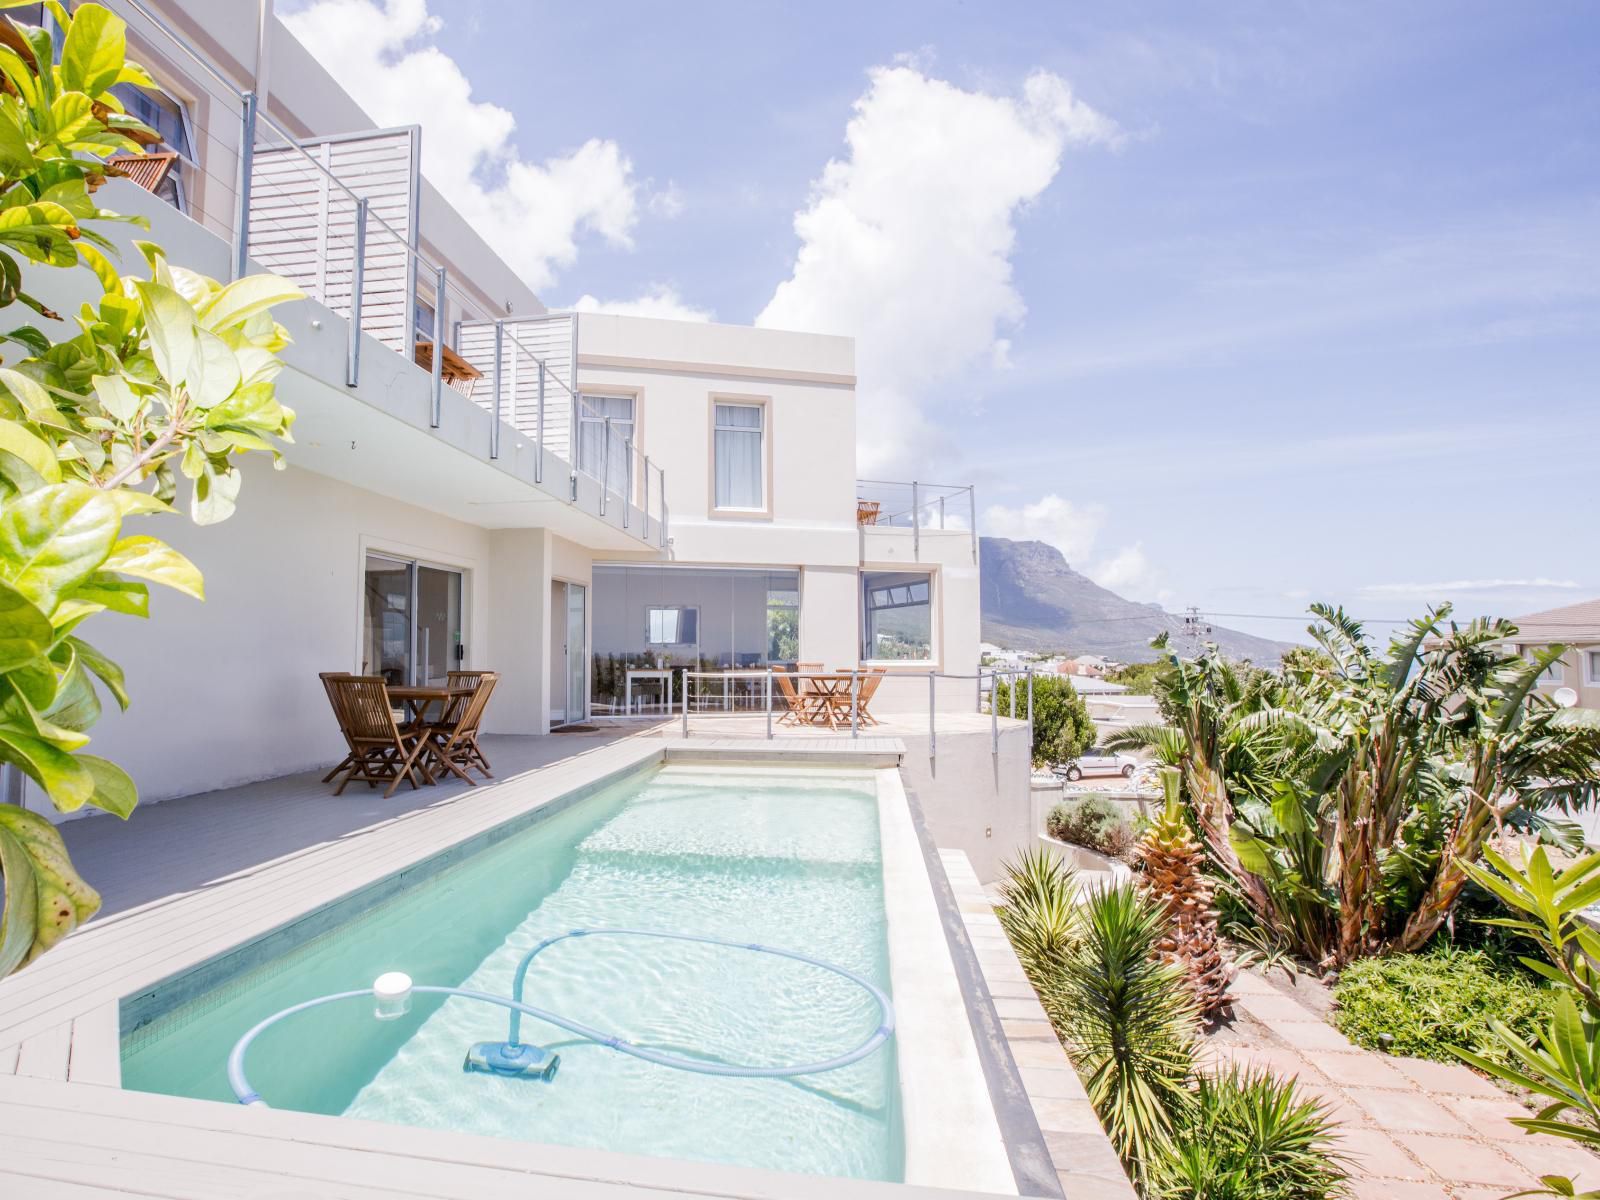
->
<box><xmin>713</xmin><ymin>402</ymin><xmax>765</xmax><ymax>510</ymax></box>
<box><xmin>591</xmin><ymin>565</ymin><xmax>800</xmax><ymax>713</ymax></box>
<box><xmin>862</xmin><ymin>570</ymin><xmax>933</xmax><ymax>662</ymax></box>
<box><xmin>361</xmin><ymin>553</ymin><xmax>464</xmax><ymax>686</ymax></box>
<box><xmin>578</xmin><ymin>394</ymin><xmax>635</xmax><ymax>495</ymax></box>
<box><xmin>109</xmin><ymin>81</ymin><xmax>195</xmax><ymax>213</ymax></box>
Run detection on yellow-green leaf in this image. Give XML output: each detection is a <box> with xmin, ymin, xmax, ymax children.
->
<box><xmin>100</xmin><ymin>534</ymin><xmax>202</xmax><ymax>600</ymax></box>
<box><xmin>59</xmin><ymin>2</ymin><xmax>127</xmax><ymax>98</ymax></box>
<box><xmin>0</xmin><ymin>801</ymin><xmax>100</xmax><ymax>966</ymax></box>
<box><xmin>0</xmin><ymin>578</ymin><xmax>52</xmax><ymax>672</ymax></box>
<box><xmin>77</xmin><ymin>754</ymin><xmax>134</xmax><ymax>819</ymax></box>
<box><xmin>133</xmin><ymin>280</ymin><xmax>196</xmax><ymax>387</ymax></box>
<box><xmin>0</xmin><ymin>482</ymin><xmax>122</xmax><ymax>613</ymax></box>
<box><xmin>0</xmin><ymin>418</ymin><xmax>60</xmax><ymax>483</ymax></box>
<box><xmin>198</xmin><ymin>273</ymin><xmax>304</xmax><ymax>332</ymax></box>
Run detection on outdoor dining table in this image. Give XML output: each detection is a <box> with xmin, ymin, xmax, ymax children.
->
<box><xmin>801</xmin><ymin>673</ymin><xmax>866</xmax><ymax>728</ymax></box>
<box><xmin>387</xmin><ymin>683</ymin><xmax>474</xmax><ymax>726</ymax></box>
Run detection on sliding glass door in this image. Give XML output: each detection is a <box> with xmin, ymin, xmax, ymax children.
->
<box><xmin>362</xmin><ymin>553</ymin><xmax>464</xmax><ymax>685</ymax></box>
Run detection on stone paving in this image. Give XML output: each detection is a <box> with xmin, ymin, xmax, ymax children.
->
<box><xmin>1203</xmin><ymin>967</ymin><xmax>1593</xmax><ymax>1200</ymax></box>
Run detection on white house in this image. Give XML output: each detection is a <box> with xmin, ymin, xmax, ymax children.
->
<box><xmin>15</xmin><ymin>0</ymin><xmax>982</xmax><ymax>806</ymax></box>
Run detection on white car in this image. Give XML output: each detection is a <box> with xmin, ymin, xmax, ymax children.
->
<box><xmin>1053</xmin><ymin>748</ymin><xmax>1139</xmax><ymax>781</ymax></box>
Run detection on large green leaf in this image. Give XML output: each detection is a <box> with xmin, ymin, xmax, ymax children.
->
<box><xmin>0</xmin><ymin>481</ymin><xmax>121</xmax><ymax>613</ymax></box>
<box><xmin>199</xmin><ymin>274</ymin><xmax>304</xmax><ymax>333</ymax></box>
<box><xmin>100</xmin><ymin>534</ymin><xmax>203</xmax><ymax>600</ymax></box>
<box><xmin>0</xmin><ymin>816</ymin><xmax>38</xmax><ymax>977</ymax></box>
<box><xmin>0</xmin><ymin>727</ymin><xmax>94</xmax><ymax>809</ymax></box>
<box><xmin>0</xmin><ymin>418</ymin><xmax>60</xmax><ymax>482</ymax></box>
<box><xmin>132</xmin><ymin>280</ymin><xmax>196</xmax><ymax>387</ymax></box>
<box><xmin>58</xmin><ymin>2</ymin><xmax>127</xmax><ymax>98</ymax></box>
<box><xmin>55</xmin><ymin>571</ymin><xmax>148</xmax><ymax>621</ymax></box>
<box><xmin>0</xmin><ymin>802</ymin><xmax>100</xmax><ymax>965</ymax></box>
<box><xmin>76</xmin><ymin>754</ymin><xmax>134</xmax><ymax>819</ymax></box>
<box><xmin>67</xmin><ymin>634</ymin><xmax>127</xmax><ymax>709</ymax></box>
<box><xmin>0</xmin><ymin>577</ymin><xmax>52</xmax><ymax>672</ymax></box>
<box><xmin>191</xmin><ymin>464</ymin><xmax>241</xmax><ymax>526</ymax></box>
<box><xmin>185</xmin><ymin>326</ymin><xmax>240</xmax><ymax>409</ymax></box>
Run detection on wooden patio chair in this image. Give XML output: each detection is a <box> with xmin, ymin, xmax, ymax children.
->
<box><xmin>856</xmin><ymin>499</ymin><xmax>881</xmax><ymax>526</ymax></box>
<box><xmin>328</xmin><ymin>675</ymin><xmax>433</xmax><ymax>798</ymax></box>
<box><xmin>319</xmin><ymin>671</ymin><xmax>360</xmax><ymax>784</ymax></box>
<box><xmin>441</xmin><ymin>670</ymin><xmax>488</xmax><ymax>725</ymax></box>
<box><xmin>854</xmin><ymin>667</ymin><xmax>888</xmax><ymax>727</ymax></box>
<box><xmin>775</xmin><ymin>670</ymin><xmax>825</xmax><ymax>727</ymax></box>
<box><xmin>427</xmin><ymin>672</ymin><xmax>499</xmax><ymax>783</ymax></box>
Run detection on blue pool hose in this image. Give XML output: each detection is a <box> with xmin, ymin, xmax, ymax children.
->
<box><xmin>227</xmin><ymin>927</ymin><xmax>895</xmax><ymax>1107</ymax></box>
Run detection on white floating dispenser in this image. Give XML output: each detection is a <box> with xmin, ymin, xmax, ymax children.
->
<box><xmin>373</xmin><ymin>971</ymin><xmax>413</xmax><ymax>1020</ymax></box>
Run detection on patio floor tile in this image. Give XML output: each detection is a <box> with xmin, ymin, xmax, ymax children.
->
<box><xmin>1349</xmin><ymin>1180</ymin><xmax>1451</xmax><ymax>1200</ymax></box>
<box><xmin>1345</xmin><ymin>1087</ymin><xmax>1472</xmax><ymax>1135</ymax></box>
<box><xmin>1269</xmin><ymin>1018</ymin><xmax>1358</xmax><ymax>1052</ymax></box>
<box><xmin>1332</xmin><ymin>1128</ymin><xmax>1428</xmax><ymax>1177</ymax></box>
<box><xmin>1438</xmin><ymin>1092</ymin><xmax>1536</xmax><ymax>1136</ymax></box>
<box><xmin>1394</xmin><ymin>1135</ymin><xmax>1537</xmax><ymax>1187</ymax></box>
<box><xmin>1390</xmin><ymin>1056</ymin><xmax>1504</xmax><ymax>1097</ymax></box>
<box><xmin>1496</xmin><ymin>1136</ymin><xmax>1600</xmax><ymax>1186</ymax></box>
<box><xmin>1313</xmin><ymin>1049</ymin><xmax>1412</xmax><ymax>1088</ymax></box>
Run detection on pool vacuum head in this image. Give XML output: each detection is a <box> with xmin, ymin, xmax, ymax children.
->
<box><xmin>464</xmin><ymin>1040</ymin><xmax>560</xmax><ymax>1081</ymax></box>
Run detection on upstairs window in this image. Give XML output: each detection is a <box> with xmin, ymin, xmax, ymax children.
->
<box><xmin>646</xmin><ymin>605</ymin><xmax>698</xmax><ymax>646</ymax></box>
<box><xmin>578</xmin><ymin>394</ymin><xmax>636</xmax><ymax>495</ymax></box>
<box><xmin>109</xmin><ymin>81</ymin><xmax>196</xmax><ymax>213</ymax></box>
<box><xmin>713</xmin><ymin>401</ymin><xmax>765</xmax><ymax>511</ymax></box>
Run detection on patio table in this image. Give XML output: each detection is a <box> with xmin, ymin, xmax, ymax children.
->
<box><xmin>802</xmin><ymin>673</ymin><xmax>866</xmax><ymax>729</ymax></box>
<box><xmin>387</xmin><ymin>684</ymin><xmax>474</xmax><ymax>725</ymax></box>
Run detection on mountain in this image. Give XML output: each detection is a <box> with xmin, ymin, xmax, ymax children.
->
<box><xmin>980</xmin><ymin>537</ymin><xmax>1290</xmax><ymax>663</ymax></box>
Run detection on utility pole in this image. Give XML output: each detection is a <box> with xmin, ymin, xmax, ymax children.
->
<box><xmin>1181</xmin><ymin>606</ymin><xmax>1214</xmax><ymax>655</ymax></box>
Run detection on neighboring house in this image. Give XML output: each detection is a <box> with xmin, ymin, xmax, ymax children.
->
<box><xmin>24</xmin><ymin>0</ymin><xmax>981</xmax><ymax>806</ymax></box>
<box><xmin>1508</xmin><ymin>597</ymin><xmax>1600</xmax><ymax>711</ymax></box>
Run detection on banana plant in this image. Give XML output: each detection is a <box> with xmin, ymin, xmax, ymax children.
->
<box><xmin>1456</xmin><ymin>846</ymin><xmax>1600</xmax><ymax>1199</ymax></box>
<box><xmin>0</xmin><ymin>3</ymin><xmax>301</xmax><ymax>976</ymax></box>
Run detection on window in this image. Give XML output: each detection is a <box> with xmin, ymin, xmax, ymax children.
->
<box><xmin>1586</xmin><ymin>650</ymin><xmax>1600</xmax><ymax>686</ymax></box>
<box><xmin>646</xmin><ymin>606</ymin><xmax>698</xmax><ymax>646</ymax></box>
<box><xmin>713</xmin><ymin>401</ymin><xmax>765</xmax><ymax>510</ymax></box>
<box><xmin>578</xmin><ymin>394</ymin><xmax>635</xmax><ymax>494</ymax></box>
<box><xmin>414</xmin><ymin>296</ymin><xmax>436</xmax><ymax>344</ymax></box>
<box><xmin>109</xmin><ymin>81</ymin><xmax>196</xmax><ymax>213</ymax></box>
<box><xmin>862</xmin><ymin>570</ymin><xmax>933</xmax><ymax>662</ymax></box>
<box><xmin>1524</xmin><ymin>646</ymin><xmax>1564</xmax><ymax>684</ymax></box>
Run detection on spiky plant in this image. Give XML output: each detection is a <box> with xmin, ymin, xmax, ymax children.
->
<box><xmin>1049</xmin><ymin>882</ymin><xmax>1197</xmax><ymax>1177</ymax></box>
<box><xmin>997</xmin><ymin>846</ymin><xmax>1078</xmax><ymax>975</ymax></box>
<box><xmin>1155</xmin><ymin>1067</ymin><xmax>1348</xmax><ymax>1200</ymax></box>
<box><xmin>1138</xmin><ymin>769</ymin><xmax>1235</xmax><ymax>1018</ymax></box>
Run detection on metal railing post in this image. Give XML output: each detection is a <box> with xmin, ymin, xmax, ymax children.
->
<box><xmin>969</xmin><ymin>486</ymin><xmax>978</xmax><ymax>563</ymax></box>
<box><xmin>851</xmin><ymin>669</ymin><xmax>860</xmax><ymax>738</ymax></box>
<box><xmin>765</xmin><ymin>669</ymin><xmax>773</xmax><ymax>740</ymax></box>
<box><xmin>428</xmin><ymin>264</ymin><xmax>445</xmax><ymax>428</ymax></box>
<box><xmin>535</xmin><ymin>361</ymin><xmax>546</xmax><ymax>484</ymax></box>
<box><xmin>681</xmin><ymin>671</ymin><xmax>689</xmax><ymax>738</ymax></box>
<box><xmin>912</xmin><ymin>480</ymin><xmax>921</xmax><ymax>558</ymax></box>
<box><xmin>939</xmin><ymin>494</ymin><xmax>946</xmax><ymax>529</ymax></box>
<box><xmin>990</xmin><ymin>671</ymin><xmax>999</xmax><ymax>758</ymax></box>
<box><xmin>928</xmin><ymin>670</ymin><xmax>937</xmax><ymax>771</ymax></box>
<box><xmin>1026</xmin><ymin>667</ymin><xmax>1035</xmax><ymax>759</ymax></box>
<box><xmin>622</xmin><ymin>437</ymin><xmax>632</xmax><ymax>529</ymax></box>
<box><xmin>231</xmin><ymin>90</ymin><xmax>257</xmax><ymax>281</ymax></box>
<box><xmin>643</xmin><ymin>455</ymin><xmax>652</xmax><ymax>541</ymax></box>
<box><xmin>1009</xmin><ymin>671</ymin><xmax>1017</xmax><ymax>719</ymax></box>
<box><xmin>490</xmin><ymin>320</ymin><xmax>504</xmax><ymax>459</ymax></box>
<box><xmin>346</xmin><ymin>197</ymin><xmax>368</xmax><ymax>387</ymax></box>
<box><xmin>601</xmin><ymin>416</ymin><xmax>612</xmax><ymax>517</ymax></box>
<box><xmin>659</xmin><ymin>469</ymin><xmax>668</xmax><ymax>548</ymax></box>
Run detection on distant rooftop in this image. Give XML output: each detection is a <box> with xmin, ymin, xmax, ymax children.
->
<box><xmin>1511</xmin><ymin>596</ymin><xmax>1600</xmax><ymax>644</ymax></box>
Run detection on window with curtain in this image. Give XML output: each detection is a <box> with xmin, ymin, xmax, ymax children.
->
<box><xmin>713</xmin><ymin>402</ymin><xmax>764</xmax><ymax>509</ymax></box>
<box><xmin>861</xmin><ymin>571</ymin><xmax>933</xmax><ymax>662</ymax></box>
<box><xmin>578</xmin><ymin>394</ymin><xmax>635</xmax><ymax>494</ymax></box>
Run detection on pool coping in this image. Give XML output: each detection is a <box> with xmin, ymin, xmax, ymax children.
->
<box><xmin>0</xmin><ymin>735</ymin><xmax>1024</xmax><ymax>1199</ymax></box>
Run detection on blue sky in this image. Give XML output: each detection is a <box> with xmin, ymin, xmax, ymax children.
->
<box><xmin>283</xmin><ymin>1</ymin><xmax>1600</xmax><ymax>644</ymax></box>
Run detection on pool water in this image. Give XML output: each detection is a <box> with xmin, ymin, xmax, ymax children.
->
<box><xmin>120</xmin><ymin>765</ymin><xmax>903</xmax><ymax>1181</ymax></box>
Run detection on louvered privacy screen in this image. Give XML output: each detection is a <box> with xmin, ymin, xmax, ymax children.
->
<box><xmin>455</xmin><ymin>315</ymin><xmax>577</xmax><ymax>462</ymax></box>
<box><xmin>247</xmin><ymin>127</ymin><xmax>420</xmax><ymax>355</ymax></box>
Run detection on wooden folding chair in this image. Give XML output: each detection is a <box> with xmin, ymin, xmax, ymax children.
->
<box><xmin>328</xmin><ymin>676</ymin><xmax>433</xmax><ymax>797</ymax></box>
<box><xmin>854</xmin><ymin>668</ymin><xmax>888</xmax><ymax>727</ymax></box>
<box><xmin>775</xmin><ymin>670</ymin><xmax>825</xmax><ymax>727</ymax></box>
<box><xmin>319</xmin><ymin>672</ymin><xmax>360</xmax><ymax>784</ymax></box>
<box><xmin>427</xmin><ymin>672</ymin><xmax>499</xmax><ymax>783</ymax></box>
<box><xmin>441</xmin><ymin>670</ymin><xmax>488</xmax><ymax>725</ymax></box>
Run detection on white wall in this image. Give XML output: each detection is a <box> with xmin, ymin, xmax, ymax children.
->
<box><xmin>64</xmin><ymin>463</ymin><xmax>497</xmax><ymax>808</ymax></box>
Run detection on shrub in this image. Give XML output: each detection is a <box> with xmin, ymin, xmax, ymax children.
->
<box><xmin>997</xmin><ymin>846</ymin><xmax>1078</xmax><ymax>974</ymax></box>
<box><xmin>1047</xmin><ymin>795</ymin><xmax>1135</xmax><ymax>859</ymax></box>
<box><xmin>1332</xmin><ymin>945</ymin><xmax>1552</xmax><ymax>1064</ymax></box>
<box><xmin>1156</xmin><ymin>1067</ymin><xmax>1347</xmax><ymax>1200</ymax></box>
<box><xmin>995</xmin><ymin>674</ymin><xmax>1093</xmax><ymax>767</ymax></box>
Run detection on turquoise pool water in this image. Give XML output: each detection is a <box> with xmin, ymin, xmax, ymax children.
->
<box><xmin>120</xmin><ymin>765</ymin><xmax>902</xmax><ymax>1181</ymax></box>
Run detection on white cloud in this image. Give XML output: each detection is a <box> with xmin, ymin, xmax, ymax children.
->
<box><xmin>647</xmin><ymin>183</ymin><xmax>686</xmax><ymax>219</ymax></box>
<box><xmin>571</xmin><ymin>286</ymin><xmax>713</xmax><ymax>323</ymax></box>
<box><xmin>282</xmin><ymin>0</ymin><xmax>641</xmax><ymax>293</ymax></box>
<box><xmin>1086</xmin><ymin>543</ymin><xmax>1168</xmax><ymax>604</ymax></box>
<box><xmin>756</xmin><ymin>65</ymin><xmax>1120</xmax><ymax>476</ymax></box>
<box><xmin>983</xmin><ymin>494</ymin><xmax>1106</xmax><ymax>562</ymax></box>
<box><xmin>1359</xmin><ymin>578</ymin><xmax>1584</xmax><ymax>595</ymax></box>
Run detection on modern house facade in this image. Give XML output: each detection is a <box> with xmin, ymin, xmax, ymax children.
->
<box><xmin>13</xmin><ymin>0</ymin><xmax>982</xmax><ymax>808</ymax></box>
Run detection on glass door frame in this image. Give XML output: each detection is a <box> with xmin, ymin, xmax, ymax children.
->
<box><xmin>359</xmin><ymin>547</ymin><xmax>470</xmax><ymax>686</ymax></box>
<box><xmin>555</xmin><ymin>578</ymin><xmax>589</xmax><ymax>725</ymax></box>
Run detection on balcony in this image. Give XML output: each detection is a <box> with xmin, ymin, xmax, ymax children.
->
<box><xmin>855</xmin><ymin>480</ymin><xmax>977</xmax><ymax>564</ymax></box>
<box><xmin>108</xmin><ymin>0</ymin><xmax>665</xmax><ymax>550</ymax></box>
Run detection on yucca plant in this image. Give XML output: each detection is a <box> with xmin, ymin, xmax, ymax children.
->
<box><xmin>1049</xmin><ymin>881</ymin><xmax>1197</xmax><ymax>1177</ymax></box>
<box><xmin>1155</xmin><ymin>1067</ymin><xmax>1348</xmax><ymax>1200</ymax></box>
<box><xmin>997</xmin><ymin>845</ymin><xmax>1078</xmax><ymax>974</ymax></box>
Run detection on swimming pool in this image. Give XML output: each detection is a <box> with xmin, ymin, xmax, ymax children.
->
<box><xmin>120</xmin><ymin>764</ymin><xmax>905</xmax><ymax>1181</ymax></box>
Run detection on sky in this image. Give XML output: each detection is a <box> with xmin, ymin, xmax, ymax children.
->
<box><xmin>279</xmin><ymin>1</ymin><xmax>1600</xmax><ymax>645</ymax></box>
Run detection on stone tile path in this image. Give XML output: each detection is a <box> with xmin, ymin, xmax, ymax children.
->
<box><xmin>1204</xmin><ymin>967</ymin><xmax>1592</xmax><ymax>1199</ymax></box>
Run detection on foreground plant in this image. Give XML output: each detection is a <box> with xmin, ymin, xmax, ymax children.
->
<box><xmin>997</xmin><ymin>845</ymin><xmax>1078</xmax><ymax>974</ymax></box>
<box><xmin>1456</xmin><ymin>846</ymin><xmax>1600</xmax><ymax>1198</ymax></box>
<box><xmin>0</xmin><ymin>3</ymin><xmax>300</xmax><ymax>976</ymax></box>
<box><xmin>1138</xmin><ymin>769</ymin><xmax>1234</xmax><ymax>1018</ymax></box>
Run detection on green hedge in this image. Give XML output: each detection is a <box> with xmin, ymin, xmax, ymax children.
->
<box><xmin>1332</xmin><ymin>945</ymin><xmax>1553</xmax><ymax>1064</ymax></box>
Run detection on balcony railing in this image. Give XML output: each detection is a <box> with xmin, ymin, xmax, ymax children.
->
<box><xmin>112</xmin><ymin>0</ymin><xmax>665</xmax><ymax>547</ymax></box>
<box><xmin>855</xmin><ymin>480</ymin><xmax>977</xmax><ymax>561</ymax></box>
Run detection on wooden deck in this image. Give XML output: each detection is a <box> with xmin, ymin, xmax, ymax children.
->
<box><xmin>0</xmin><ymin>728</ymin><xmax>1009</xmax><ymax>1200</ymax></box>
